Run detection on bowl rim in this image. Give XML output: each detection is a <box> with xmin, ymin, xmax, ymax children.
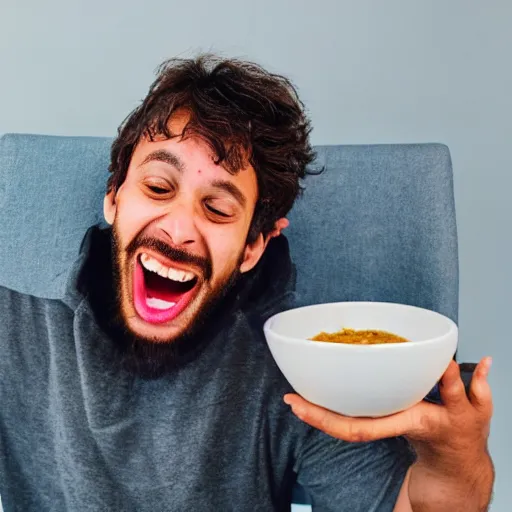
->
<box><xmin>263</xmin><ymin>301</ymin><xmax>458</xmax><ymax>351</ymax></box>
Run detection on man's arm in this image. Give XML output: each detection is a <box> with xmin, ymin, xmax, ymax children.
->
<box><xmin>394</xmin><ymin>469</ymin><xmax>413</xmax><ymax>512</ymax></box>
<box><xmin>285</xmin><ymin>357</ymin><xmax>494</xmax><ymax>511</ymax></box>
<box><xmin>394</xmin><ymin>451</ymin><xmax>494</xmax><ymax>512</ymax></box>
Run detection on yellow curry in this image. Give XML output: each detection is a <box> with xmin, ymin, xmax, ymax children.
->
<box><xmin>311</xmin><ymin>328</ymin><xmax>409</xmax><ymax>345</ymax></box>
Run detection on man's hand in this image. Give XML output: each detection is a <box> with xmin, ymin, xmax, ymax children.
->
<box><xmin>284</xmin><ymin>357</ymin><xmax>494</xmax><ymax>511</ymax></box>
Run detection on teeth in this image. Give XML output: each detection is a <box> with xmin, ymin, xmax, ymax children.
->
<box><xmin>140</xmin><ymin>254</ymin><xmax>161</xmax><ymax>274</ymax></box>
<box><xmin>140</xmin><ymin>253</ymin><xmax>196</xmax><ymax>283</ymax></box>
<box><xmin>167</xmin><ymin>267</ymin><xmax>194</xmax><ymax>282</ymax></box>
<box><xmin>146</xmin><ymin>297</ymin><xmax>176</xmax><ymax>310</ymax></box>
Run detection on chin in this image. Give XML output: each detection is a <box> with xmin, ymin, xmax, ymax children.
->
<box><xmin>108</xmin><ymin>230</ymin><xmax>242</xmax><ymax>372</ymax></box>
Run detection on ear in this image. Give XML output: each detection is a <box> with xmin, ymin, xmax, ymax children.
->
<box><xmin>266</xmin><ymin>217</ymin><xmax>289</xmax><ymax>240</ymax></box>
<box><xmin>103</xmin><ymin>189</ymin><xmax>117</xmax><ymax>225</ymax></box>
<box><xmin>239</xmin><ymin>218</ymin><xmax>289</xmax><ymax>274</ymax></box>
<box><xmin>239</xmin><ymin>233</ymin><xmax>266</xmax><ymax>274</ymax></box>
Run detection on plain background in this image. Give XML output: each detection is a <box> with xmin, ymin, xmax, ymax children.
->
<box><xmin>0</xmin><ymin>0</ymin><xmax>510</xmax><ymax>509</ymax></box>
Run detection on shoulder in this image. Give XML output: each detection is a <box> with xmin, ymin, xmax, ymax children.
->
<box><xmin>0</xmin><ymin>284</ymin><xmax>71</xmax><ymax>308</ymax></box>
<box><xmin>0</xmin><ymin>285</ymin><xmax>73</xmax><ymax>332</ymax></box>
<box><xmin>0</xmin><ymin>284</ymin><xmax>45</xmax><ymax>310</ymax></box>
<box><xmin>208</xmin><ymin>308</ymin><xmax>297</xmax><ymax>428</ymax></box>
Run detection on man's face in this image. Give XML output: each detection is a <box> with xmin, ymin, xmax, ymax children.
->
<box><xmin>104</xmin><ymin>113</ymin><xmax>265</xmax><ymax>344</ymax></box>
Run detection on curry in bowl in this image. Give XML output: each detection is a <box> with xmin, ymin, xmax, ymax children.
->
<box><xmin>311</xmin><ymin>328</ymin><xmax>409</xmax><ymax>345</ymax></box>
<box><xmin>263</xmin><ymin>301</ymin><xmax>458</xmax><ymax>416</ymax></box>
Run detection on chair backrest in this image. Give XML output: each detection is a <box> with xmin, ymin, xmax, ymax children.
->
<box><xmin>0</xmin><ymin>133</ymin><xmax>458</xmax><ymax>322</ymax></box>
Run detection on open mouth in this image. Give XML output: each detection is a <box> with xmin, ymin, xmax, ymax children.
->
<box><xmin>133</xmin><ymin>252</ymin><xmax>200</xmax><ymax>325</ymax></box>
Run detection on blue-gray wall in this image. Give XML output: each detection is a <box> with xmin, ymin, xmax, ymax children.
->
<box><xmin>1</xmin><ymin>1</ymin><xmax>510</xmax><ymax>509</ymax></box>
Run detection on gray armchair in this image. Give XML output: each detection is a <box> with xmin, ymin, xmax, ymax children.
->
<box><xmin>0</xmin><ymin>134</ymin><xmax>459</xmax><ymax>507</ymax></box>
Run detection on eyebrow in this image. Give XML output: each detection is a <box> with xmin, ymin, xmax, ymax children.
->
<box><xmin>139</xmin><ymin>149</ymin><xmax>185</xmax><ymax>173</ymax></box>
<box><xmin>210</xmin><ymin>180</ymin><xmax>247</xmax><ymax>207</ymax></box>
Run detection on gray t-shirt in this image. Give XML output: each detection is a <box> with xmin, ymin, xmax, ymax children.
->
<box><xmin>0</xmin><ymin>229</ymin><xmax>413</xmax><ymax>511</ymax></box>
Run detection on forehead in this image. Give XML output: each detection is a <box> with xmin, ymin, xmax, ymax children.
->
<box><xmin>128</xmin><ymin>115</ymin><xmax>258</xmax><ymax>204</ymax></box>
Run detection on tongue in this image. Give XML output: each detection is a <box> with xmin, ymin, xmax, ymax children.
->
<box><xmin>145</xmin><ymin>271</ymin><xmax>192</xmax><ymax>303</ymax></box>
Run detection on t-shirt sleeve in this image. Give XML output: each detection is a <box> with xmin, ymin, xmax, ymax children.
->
<box><xmin>295</xmin><ymin>427</ymin><xmax>415</xmax><ymax>512</ymax></box>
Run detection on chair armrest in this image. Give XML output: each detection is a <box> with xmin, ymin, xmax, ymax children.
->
<box><xmin>424</xmin><ymin>363</ymin><xmax>476</xmax><ymax>405</ymax></box>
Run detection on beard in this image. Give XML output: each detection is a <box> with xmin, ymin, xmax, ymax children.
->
<box><xmin>89</xmin><ymin>226</ymin><xmax>243</xmax><ymax>379</ymax></box>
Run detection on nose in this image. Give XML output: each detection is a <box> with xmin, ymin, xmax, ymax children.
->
<box><xmin>158</xmin><ymin>202</ymin><xmax>198</xmax><ymax>247</ymax></box>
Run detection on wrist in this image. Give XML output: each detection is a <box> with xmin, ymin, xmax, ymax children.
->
<box><xmin>409</xmin><ymin>449</ymin><xmax>494</xmax><ymax>511</ymax></box>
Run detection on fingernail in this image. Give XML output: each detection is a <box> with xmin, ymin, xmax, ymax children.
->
<box><xmin>283</xmin><ymin>395</ymin><xmax>292</xmax><ymax>405</ymax></box>
<box><xmin>478</xmin><ymin>357</ymin><xmax>492</xmax><ymax>378</ymax></box>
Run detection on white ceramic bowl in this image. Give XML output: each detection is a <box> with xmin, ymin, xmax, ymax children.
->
<box><xmin>263</xmin><ymin>302</ymin><xmax>458</xmax><ymax>417</ymax></box>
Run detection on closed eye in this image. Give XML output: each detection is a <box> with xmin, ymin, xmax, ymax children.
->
<box><xmin>205</xmin><ymin>203</ymin><xmax>231</xmax><ymax>218</ymax></box>
<box><xmin>147</xmin><ymin>185</ymin><xmax>169</xmax><ymax>194</ymax></box>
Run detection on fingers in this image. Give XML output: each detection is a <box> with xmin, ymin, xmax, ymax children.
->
<box><xmin>438</xmin><ymin>360</ymin><xmax>468</xmax><ymax>411</ymax></box>
<box><xmin>468</xmin><ymin>357</ymin><xmax>493</xmax><ymax>417</ymax></box>
<box><xmin>283</xmin><ymin>394</ymin><xmax>415</xmax><ymax>442</ymax></box>
<box><xmin>283</xmin><ymin>359</ymin><xmax>494</xmax><ymax>445</ymax></box>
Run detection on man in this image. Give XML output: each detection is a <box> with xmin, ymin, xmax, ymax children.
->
<box><xmin>0</xmin><ymin>55</ymin><xmax>493</xmax><ymax>511</ymax></box>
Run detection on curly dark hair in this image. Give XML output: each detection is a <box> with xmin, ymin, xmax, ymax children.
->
<box><xmin>108</xmin><ymin>54</ymin><xmax>316</xmax><ymax>242</ymax></box>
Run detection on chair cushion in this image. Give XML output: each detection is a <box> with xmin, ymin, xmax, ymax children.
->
<box><xmin>0</xmin><ymin>134</ymin><xmax>458</xmax><ymax>321</ymax></box>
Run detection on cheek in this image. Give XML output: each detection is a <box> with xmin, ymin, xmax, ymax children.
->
<box><xmin>208</xmin><ymin>230</ymin><xmax>247</xmax><ymax>279</ymax></box>
<box><xmin>204</xmin><ymin>211</ymin><xmax>254</xmax><ymax>280</ymax></box>
<box><xmin>114</xmin><ymin>192</ymin><xmax>157</xmax><ymax>246</ymax></box>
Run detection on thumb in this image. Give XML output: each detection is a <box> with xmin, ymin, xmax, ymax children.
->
<box><xmin>468</xmin><ymin>357</ymin><xmax>493</xmax><ymax>418</ymax></box>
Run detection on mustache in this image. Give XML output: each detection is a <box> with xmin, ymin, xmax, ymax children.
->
<box><xmin>126</xmin><ymin>235</ymin><xmax>212</xmax><ymax>281</ymax></box>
